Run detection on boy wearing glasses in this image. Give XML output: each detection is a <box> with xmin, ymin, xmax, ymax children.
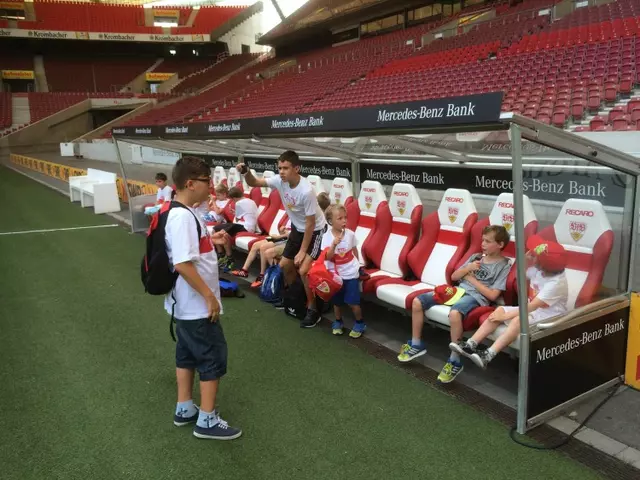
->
<box><xmin>165</xmin><ymin>156</ymin><xmax>242</xmax><ymax>440</ymax></box>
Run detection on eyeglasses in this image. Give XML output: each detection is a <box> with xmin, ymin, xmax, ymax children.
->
<box><xmin>191</xmin><ymin>177</ymin><xmax>211</xmax><ymax>184</ymax></box>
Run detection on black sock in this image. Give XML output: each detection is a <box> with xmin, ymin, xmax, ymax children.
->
<box><xmin>315</xmin><ymin>297</ymin><xmax>325</xmax><ymax>312</ymax></box>
<box><xmin>355</xmin><ymin>319</ymin><xmax>364</xmax><ymax>324</ymax></box>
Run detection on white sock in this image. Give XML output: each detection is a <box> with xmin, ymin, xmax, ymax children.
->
<box><xmin>449</xmin><ymin>351</ymin><xmax>461</xmax><ymax>363</ymax></box>
<box><xmin>485</xmin><ymin>347</ymin><xmax>497</xmax><ymax>361</ymax></box>
<box><xmin>466</xmin><ymin>339</ymin><xmax>478</xmax><ymax>349</ymax></box>
<box><xmin>176</xmin><ymin>399</ymin><xmax>197</xmax><ymax>418</ymax></box>
<box><xmin>411</xmin><ymin>338</ymin><xmax>422</xmax><ymax>346</ymax></box>
<box><xmin>196</xmin><ymin>409</ymin><xmax>218</xmax><ymax>429</ymax></box>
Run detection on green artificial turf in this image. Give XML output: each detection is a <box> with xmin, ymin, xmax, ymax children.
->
<box><xmin>0</xmin><ymin>166</ymin><xmax>602</xmax><ymax>479</ymax></box>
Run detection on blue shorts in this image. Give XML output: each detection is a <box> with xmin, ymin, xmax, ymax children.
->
<box><xmin>416</xmin><ymin>292</ymin><xmax>481</xmax><ymax>319</ymax></box>
<box><xmin>332</xmin><ymin>278</ymin><xmax>360</xmax><ymax>306</ymax></box>
<box><xmin>175</xmin><ymin>318</ymin><xmax>227</xmax><ymax>381</ymax></box>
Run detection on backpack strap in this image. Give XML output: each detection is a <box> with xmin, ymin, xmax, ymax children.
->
<box><xmin>169</xmin><ymin>200</ymin><xmax>202</xmax><ymax>239</ymax></box>
<box><xmin>166</xmin><ymin>201</ymin><xmax>205</xmax><ymax>342</ymax></box>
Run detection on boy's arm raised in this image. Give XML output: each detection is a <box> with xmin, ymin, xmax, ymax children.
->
<box><xmin>237</xmin><ymin>163</ymin><xmax>267</xmax><ymax>188</ymax></box>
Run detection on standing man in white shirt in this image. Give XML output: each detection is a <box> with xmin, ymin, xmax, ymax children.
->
<box><xmin>237</xmin><ymin>151</ymin><xmax>327</xmax><ymax>326</ymax></box>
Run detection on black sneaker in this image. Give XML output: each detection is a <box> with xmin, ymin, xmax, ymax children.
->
<box><xmin>300</xmin><ymin>309</ymin><xmax>321</xmax><ymax>328</ymax></box>
<box><xmin>449</xmin><ymin>340</ymin><xmax>476</xmax><ymax>358</ymax></box>
<box><xmin>273</xmin><ymin>299</ymin><xmax>285</xmax><ymax>309</ymax></box>
<box><xmin>193</xmin><ymin>411</ymin><xmax>242</xmax><ymax>441</ymax></box>
<box><xmin>470</xmin><ymin>350</ymin><xmax>491</xmax><ymax>369</ymax></box>
<box><xmin>174</xmin><ymin>406</ymin><xmax>199</xmax><ymax>427</ymax></box>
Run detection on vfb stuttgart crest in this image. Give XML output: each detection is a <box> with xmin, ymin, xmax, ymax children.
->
<box><xmin>502</xmin><ymin>212</ymin><xmax>514</xmax><ymax>232</ymax></box>
<box><xmin>365</xmin><ymin>195</ymin><xmax>373</xmax><ymax>210</ymax></box>
<box><xmin>448</xmin><ymin>207</ymin><xmax>459</xmax><ymax>224</ymax></box>
<box><xmin>334</xmin><ymin>192</ymin><xmax>341</xmax><ymax>204</ymax></box>
<box><xmin>284</xmin><ymin>192</ymin><xmax>296</xmax><ymax>210</ymax></box>
<box><xmin>569</xmin><ymin>221</ymin><xmax>587</xmax><ymax>241</ymax></box>
<box><xmin>397</xmin><ymin>200</ymin><xmax>407</xmax><ymax>216</ymax></box>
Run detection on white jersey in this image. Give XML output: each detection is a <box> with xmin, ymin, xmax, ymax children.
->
<box><xmin>210</xmin><ymin>199</ymin><xmax>229</xmax><ymax>223</ymax></box>
<box><xmin>164</xmin><ymin>207</ymin><xmax>223</xmax><ymax>320</ymax></box>
<box><xmin>320</xmin><ymin>229</ymin><xmax>360</xmax><ymax>280</ymax></box>
<box><xmin>266</xmin><ymin>175</ymin><xmax>326</xmax><ymax>232</ymax></box>
<box><xmin>156</xmin><ymin>185</ymin><xmax>173</xmax><ymax>203</ymax></box>
<box><xmin>504</xmin><ymin>266</ymin><xmax>568</xmax><ymax>324</ymax></box>
<box><xmin>234</xmin><ymin>198</ymin><xmax>258</xmax><ymax>233</ymax></box>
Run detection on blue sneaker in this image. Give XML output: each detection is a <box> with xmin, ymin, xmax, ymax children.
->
<box><xmin>193</xmin><ymin>411</ymin><xmax>242</xmax><ymax>441</ymax></box>
<box><xmin>332</xmin><ymin>320</ymin><xmax>344</xmax><ymax>335</ymax></box>
<box><xmin>349</xmin><ymin>321</ymin><xmax>366</xmax><ymax>338</ymax></box>
<box><xmin>174</xmin><ymin>405</ymin><xmax>199</xmax><ymax>427</ymax></box>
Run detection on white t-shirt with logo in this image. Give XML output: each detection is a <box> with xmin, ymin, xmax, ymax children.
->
<box><xmin>234</xmin><ymin>198</ymin><xmax>258</xmax><ymax>233</ymax></box>
<box><xmin>504</xmin><ymin>266</ymin><xmax>568</xmax><ymax>324</ymax></box>
<box><xmin>320</xmin><ymin>229</ymin><xmax>360</xmax><ymax>280</ymax></box>
<box><xmin>157</xmin><ymin>185</ymin><xmax>173</xmax><ymax>203</ymax></box>
<box><xmin>210</xmin><ymin>199</ymin><xmax>229</xmax><ymax>223</ymax></box>
<box><xmin>266</xmin><ymin>175</ymin><xmax>326</xmax><ymax>232</ymax></box>
<box><xmin>164</xmin><ymin>207</ymin><xmax>223</xmax><ymax>320</ymax></box>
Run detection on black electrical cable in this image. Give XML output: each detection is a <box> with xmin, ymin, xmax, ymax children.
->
<box><xmin>509</xmin><ymin>377</ymin><xmax>624</xmax><ymax>450</ymax></box>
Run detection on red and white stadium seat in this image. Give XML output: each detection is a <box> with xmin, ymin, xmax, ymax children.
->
<box><xmin>329</xmin><ymin>177</ymin><xmax>354</xmax><ymax>207</ymax></box>
<box><xmin>436</xmin><ymin>193</ymin><xmax>539</xmax><ymax>331</ymax></box>
<box><xmin>227</xmin><ymin>168</ymin><xmax>243</xmax><ymax>191</ymax></box>
<box><xmin>375</xmin><ymin>189</ymin><xmax>478</xmax><ymax>313</ymax></box>
<box><xmin>234</xmin><ymin>190</ymin><xmax>285</xmax><ymax>252</ymax></box>
<box><xmin>533</xmin><ymin>198</ymin><xmax>613</xmax><ymax>309</ymax></box>
<box><xmin>307</xmin><ymin>175</ymin><xmax>326</xmax><ymax>194</ymax></box>
<box><xmin>477</xmin><ymin>198</ymin><xmax>613</xmax><ymax>350</ymax></box>
<box><xmin>256</xmin><ymin>171</ymin><xmax>275</xmax><ymax>215</ymax></box>
<box><xmin>351</xmin><ymin>181</ymin><xmax>391</xmax><ymax>266</ymax></box>
<box><xmin>361</xmin><ymin>183</ymin><xmax>423</xmax><ymax>293</ymax></box>
<box><xmin>213</xmin><ymin>166</ymin><xmax>227</xmax><ymax>187</ymax></box>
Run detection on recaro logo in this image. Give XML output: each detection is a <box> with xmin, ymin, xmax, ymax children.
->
<box><xmin>394</xmin><ymin>191</ymin><xmax>409</xmax><ymax>197</ymax></box>
<box><xmin>363</xmin><ymin>187</ymin><xmax>376</xmax><ymax>193</ymax></box>
<box><xmin>499</xmin><ymin>202</ymin><xmax>514</xmax><ymax>208</ymax></box>
<box><xmin>566</xmin><ymin>209</ymin><xmax>594</xmax><ymax>217</ymax></box>
<box><xmin>446</xmin><ymin>197</ymin><xmax>463</xmax><ymax>203</ymax></box>
<box><xmin>333</xmin><ymin>184</ymin><xmax>344</xmax><ymax>189</ymax></box>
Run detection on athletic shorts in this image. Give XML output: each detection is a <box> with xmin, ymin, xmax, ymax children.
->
<box><xmin>213</xmin><ymin>223</ymin><xmax>246</xmax><ymax>237</ymax></box>
<box><xmin>175</xmin><ymin>318</ymin><xmax>227</xmax><ymax>381</ymax></box>
<box><xmin>332</xmin><ymin>278</ymin><xmax>361</xmax><ymax>306</ymax></box>
<box><xmin>282</xmin><ymin>224</ymin><xmax>327</xmax><ymax>261</ymax></box>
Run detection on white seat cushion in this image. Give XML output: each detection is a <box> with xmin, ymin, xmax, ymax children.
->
<box><xmin>376</xmin><ymin>282</ymin><xmax>434</xmax><ymax>309</ymax></box>
<box><xmin>234</xmin><ymin>235</ymin><xmax>255</xmax><ymax>252</ymax></box>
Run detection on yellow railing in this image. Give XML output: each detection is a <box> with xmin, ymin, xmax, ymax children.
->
<box><xmin>10</xmin><ymin>154</ymin><xmax>156</xmax><ymax>203</ymax></box>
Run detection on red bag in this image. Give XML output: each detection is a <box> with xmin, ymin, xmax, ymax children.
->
<box><xmin>307</xmin><ymin>248</ymin><xmax>343</xmax><ymax>302</ymax></box>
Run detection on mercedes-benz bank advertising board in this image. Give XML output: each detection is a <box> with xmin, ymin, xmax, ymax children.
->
<box><xmin>111</xmin><ymin>92</ymin><xmax>504</xmax><ymax>138</ymax></box>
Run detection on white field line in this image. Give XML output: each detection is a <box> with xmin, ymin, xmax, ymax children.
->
<box><xmin>0</xmin><ymin>224</ymin><xmax>119</xmax><ymax>236</ymax></box>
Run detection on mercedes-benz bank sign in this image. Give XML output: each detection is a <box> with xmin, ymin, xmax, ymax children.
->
<box><xmin>112</xmin><ymin>92</ymin><xmax>504</xmax><ymax>138</ymax></box>
<box><xmin>527</xmin><ymin>306</ymin><xmax>629</xmax><ymax>420</ymax></box>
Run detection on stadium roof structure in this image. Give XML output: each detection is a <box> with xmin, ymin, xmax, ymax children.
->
<box><xmin>111</xmin><ymin>92</ymin><xmax>640</xmax><ymax>177</ymax></box>
<box><xmin>258</xmin><ymin>0</ymin><xmax>438</xmax><ymax>46</ymax></box>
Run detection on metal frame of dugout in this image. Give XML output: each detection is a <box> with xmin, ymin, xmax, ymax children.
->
<box><xmin>112</xmin><ymin>92</ymin><xmax>640</xmax><ymax>434</ymax></box>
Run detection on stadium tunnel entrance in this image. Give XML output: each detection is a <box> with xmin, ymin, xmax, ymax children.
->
<box><xmin>112</xmin><ymin>92</ymin><xmax>640</xmax><ymax>434</ymax></box>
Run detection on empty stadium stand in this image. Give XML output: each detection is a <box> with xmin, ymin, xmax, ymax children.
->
<box><xmin>15</xmin><ymin>2</ymin><xmax>246</xmax><ymax>35</ymax></box>
<box><xmin>44</xmin><ymin>56</ymin><xmax>157</xmax><ymax>92</ymax></box>
<box><xmin>173</xmin><ymin>5</ymin><xmax>246</xmax><ymax>35</ymax></box>
<box><xmin>173</xmin><ymin>52</ymin><xmax>259</xmax><ymax>94</ymax></box>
